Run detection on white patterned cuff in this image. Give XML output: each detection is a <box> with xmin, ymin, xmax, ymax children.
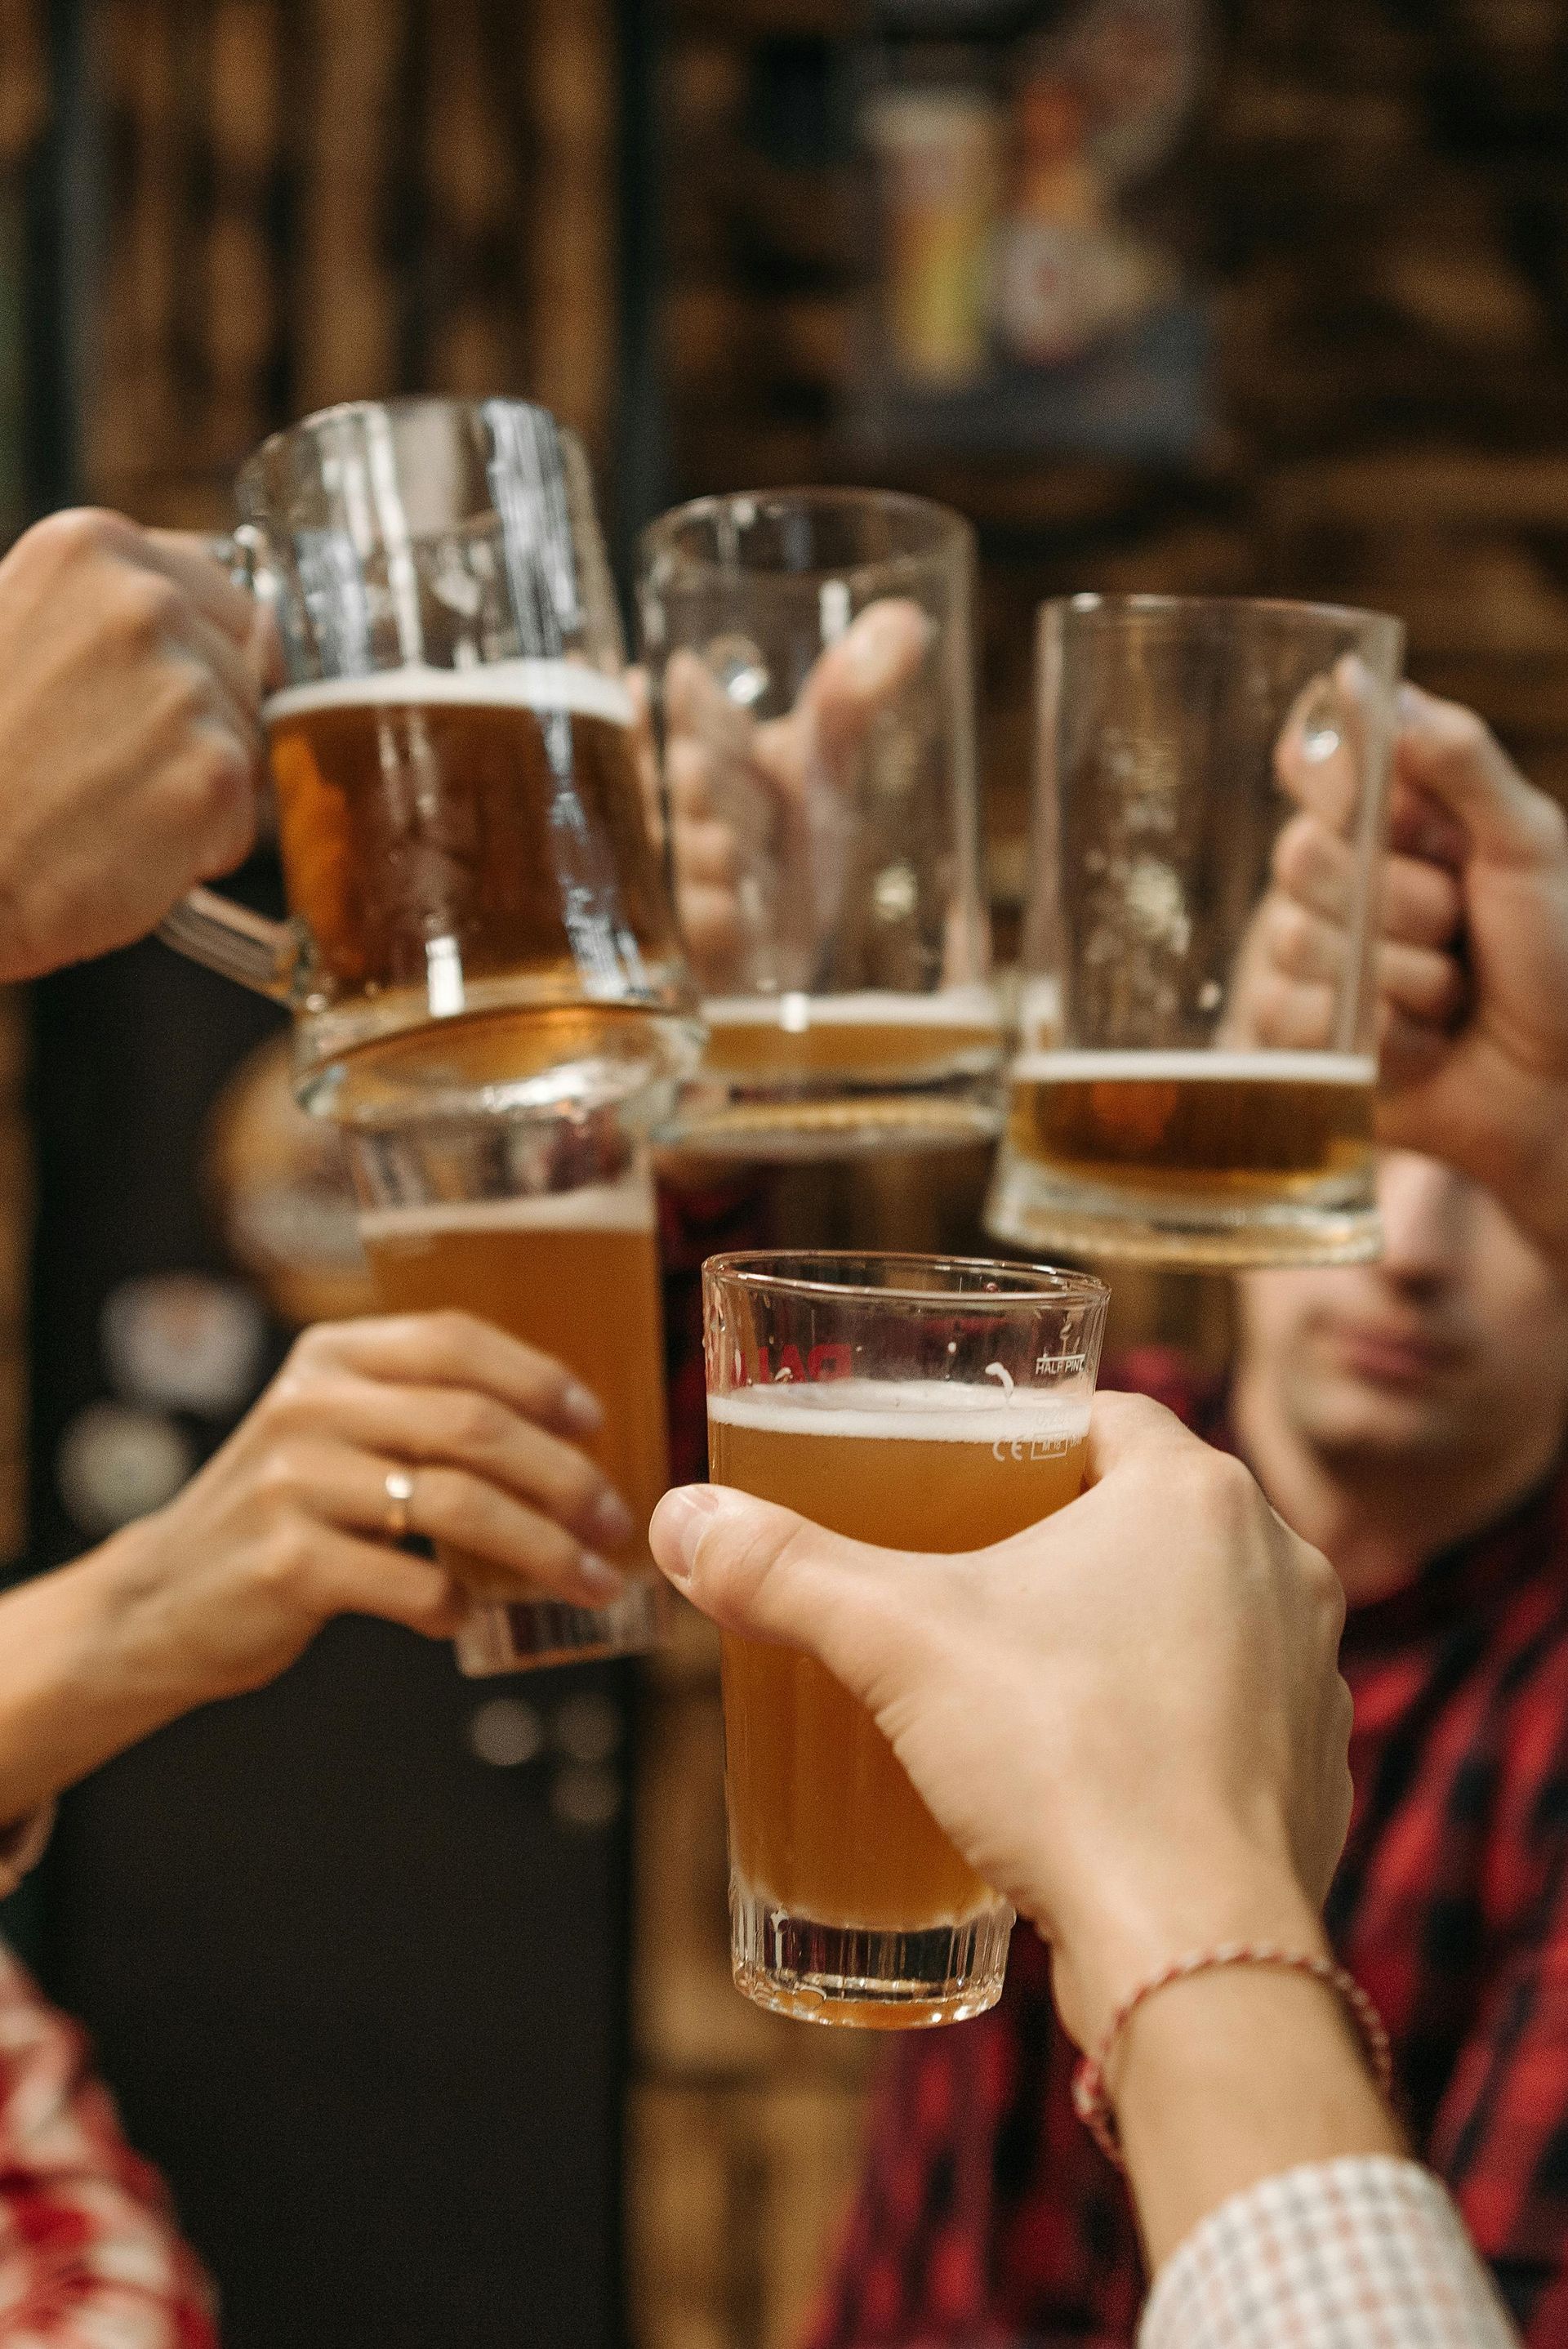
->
<box><xmin>1140</xmin><ymin>2155</ymin><xmax>1518</xmax><ymax>2349</ymax></box>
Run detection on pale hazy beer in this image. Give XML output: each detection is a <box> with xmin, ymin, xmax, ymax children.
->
<box><xmin>269</xmin><ymin>666</ymin><xmax>679</xmax><ymax>1009</ymax></box>
<box><xmin>702</xmin><ymin>1248</ymin><xmax>1107</xmax><ymax>2028</ymax></box>
<box><xmin>711</xmin><ymin>1383</ymin><xmax>1088</xmax><ymax>1999</ymax></box>
<box><xmin>361</xmin><ymin>1171</ymin><xmax>668</xmax><ymax>1669</ymax></box>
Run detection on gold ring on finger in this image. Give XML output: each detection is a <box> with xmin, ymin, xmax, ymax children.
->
<box><xmin>383</xmin><ymin>1467</ymin><xmax>416</xmax><ymax>1543</ymax></box>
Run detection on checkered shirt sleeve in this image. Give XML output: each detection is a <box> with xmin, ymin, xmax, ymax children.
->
<box><xmin>1140</xmin><ymin>2157</ymin><xmax>1519</xmax><ymax>2349</ymax></box>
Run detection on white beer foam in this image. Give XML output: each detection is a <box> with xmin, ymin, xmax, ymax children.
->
<box><xmin>359</xmin><ymin>1171</ymin><xmax>656</xmax><ymax>1241</ymax></box>
<box><xmin>704</xmin><ymin>989</ymin><xmax>1001</xmax><ymax>1031</ymax></box>
<box><xmin>266</xmin><ymin>657</ymin><xmax>635</xmax><ymax>729</ymax></box>
<box><xmin>1009</xmin><ymin>1048</ymin><xmax>1376</xmax><ymax>1085</ymax></box>
<box><xmin>708</xmin><ymin>1378</ymin><xmax>1090</xmax><ymax>1449</ymax></box>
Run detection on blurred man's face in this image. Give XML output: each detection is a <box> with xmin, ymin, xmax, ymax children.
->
<box><xmin>1238</xmin><ymin>1153</ymin><xmax>1568</xmax><ymax>1480</ymax></box>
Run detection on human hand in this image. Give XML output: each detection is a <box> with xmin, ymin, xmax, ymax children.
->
<box><xmin>647</xmin><ymin>599</ymin><xmax>933</xmax><ymax>993</ymax></box>
<box><xmin>104</xmin><ymin>1312</ymin><xmax>637</xmax><ymax>1705</ymax></box>
<box><xmin>1239</xmin><ymin>680</ymin><xmax>1568</xmax><ymax>1263</ymax></box>
<box><xmin>649</xmin><ymin>1393</ymin><xmax>1351</xmax><ymax>2051</ymax></box>
<box><xmin>0</xmin><ymin>510</ymin><xmax>275</xmax><ymax>979</ymax></box>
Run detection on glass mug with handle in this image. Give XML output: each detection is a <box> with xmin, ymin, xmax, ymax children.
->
<box><xmin>638</xmin><ymin>489</ymin><xmax>1004</xmax><ymax>1159</ymax></box>
<box><xmin>704</xmin><ymin>1250</ymin><xmax>1107</xmax><ymax>2026</ymax></box>
<box><xmin>986</xmin><ymin>593</ymin><xmax>1404</xmax><ymax>1268</ymax></box>
<box><xmin>159</xmin><ymin>396</ymin><xmax>700</xmax><ymax>1126</ymax></box>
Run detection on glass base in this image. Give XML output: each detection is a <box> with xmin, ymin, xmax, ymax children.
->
<box><xmin>984</xmin><ymin>1160</ymin><xmax>1382</xmax><ymax>1269</ymax></box>
<box><xmin>456</xmin><ymin>1578</ymin><xmax>666</xmax><ymax>1676</ymax></box>
<box><xmin>664</xmin><ymin>1076</ymin><xmax>1004</xmax><ymax>1163</ymax></box>
<box><xmin>729</xmin><ymin>1881</ymin><xmax>1013</xmax><ymax>2028</ymax></box>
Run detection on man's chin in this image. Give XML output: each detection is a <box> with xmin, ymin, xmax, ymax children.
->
<box><xmin>1292</xmin><ymin>1369</ymin><xmax>1459</xmax><ymax>1465</ymax></box>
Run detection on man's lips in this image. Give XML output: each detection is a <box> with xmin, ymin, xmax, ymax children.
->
<box><xmin>1322</xmin><ymin>1316</ymin><xmax>1463</xmax><ymax>1388</ymax></box>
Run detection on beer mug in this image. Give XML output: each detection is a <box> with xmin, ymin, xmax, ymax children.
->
<box><xmin>159</xmin><ymin>398</ymin><xmax>700</xmax><ymax>1125</ymax></box>
<box><xmin>349</xmin><ymin>1093</ymin><xmax>670</xmax><ymax>1673</ymax></box>
<box><xmin>705</xmin><ymin>1250</ymin><xmax>1107</xmax><ymax>2025</ymax></box>
<box><xmin>637</xmin><ymin>490</ymin><xmax>1003</xmax><ymax>1158</ymax></box>
<box><xmin>986</xmin><ymin>594</ymin><xmax>1405</xmax><ymax>1267</ymax></box>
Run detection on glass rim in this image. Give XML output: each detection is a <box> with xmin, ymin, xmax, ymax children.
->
<box><xmin>639</xmin><ymin>486</ymin><xmax>971</xmax><ymax>585</ymax></box>
<box><xmin>703</xmin><ymin>1249</ymin><xmax>1108</xmax><ymax>1309</ymax></box>
<box><xmin>238</xmin><ymin>394</ymin><xmax>583</xmax><ymax>501</ymax></box>
<box><xmin>1041</xmin><ymin>589</ymin><xmax>1403</xmax><ymax>641</ymax></box>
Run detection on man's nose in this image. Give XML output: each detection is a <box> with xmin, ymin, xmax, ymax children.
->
<box><xmin>1374</xmin><ymin>1152</ymin><xmax>1465</xmax><ymax>1284</ymax></box>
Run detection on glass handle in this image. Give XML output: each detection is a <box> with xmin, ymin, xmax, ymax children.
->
<box><xmin>156</xmin><ymin>525</ymin><xmax>298</xmax><ymax>998</ymax></box>
<box><xmin>156</xmin><ymin>889</ymin><xmax>300</xmax><ymax>1001</ymax></box>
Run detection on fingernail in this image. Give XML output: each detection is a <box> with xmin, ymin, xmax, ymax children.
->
<box><xmin>1396</xmin><ymin>683</ymin><xmax>1426</xmax><ymax>723</ymax></box>
<box><xmin>562</xmin><ymin>1380</ymin><xmax>604</xmax><ymax>1434</ymax></box>
<box><xmin>650</xmin><ymin>1485</ymin><xmax>726</xmax><ymax>1584</ymax></box>
<box><xmin>577</xmin><ymin>1551</ymin><xmax>627</xmax><ymax>1601</ymax></box>
<box><xmin>588</xmin><ymin>1488</ymin><xmax>637</xmax><ymax>1552</ymax></box>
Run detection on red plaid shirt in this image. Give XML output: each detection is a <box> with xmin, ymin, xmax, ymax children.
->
<box><xmin>0</xmin><ymin>1939</ymin><xmax>215</xmax><ymax>2344</ymax></box>
<box><xmin>805</xmin><ymin>1348</ymin><xmax>1568</xmax><ymax>2349</ymax></box>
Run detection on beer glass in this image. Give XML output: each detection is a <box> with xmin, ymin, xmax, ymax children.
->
<box><xmin>704</xmin><ymin>1250</ymin><xmax>1107</xmax><ymax>2026</ymax></box>
<box><xmin>350</xmin><ymin>1094</ymin><xmax>669</xmax><ymax>1673</ymax></box>
<box><xmin>638</xmin><ymin>491</ymin><xmax>1003</xmax><ymax>1158</ymax></box>
<box><xmin>987</xmin><ymin>594</ymin><xmax>1404</xmax><ymax>1267</ymax></box>
<box><xmin>159</xmin><ymin>398</ymin><xmax>699</xmax><ymax>1125</ymax></box>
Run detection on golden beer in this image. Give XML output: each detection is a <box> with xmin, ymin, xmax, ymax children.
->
<box><xmin>702</xmin><ymin>992</ymin><xmax>1001</xmax><ymax>1081</ymax></box>
<box><xmin>1006</xmin><ymin>1050</ymin><xmax>1375</xmax><ymax>1198</ymax></box>
<box><xmin>361</xmin><ymin>1174</ymin><xmax>669</xmax><ymax>1642</ymax></box>
<box><xmin>710</xmin><ymin>1381</ymin><xmax>1088</xmax><ymax>2026</ymax></box>
<box><xmin>267</xmin><ymin>665</ymin><xmax>679</xmax><ymax>1005</ymax></box>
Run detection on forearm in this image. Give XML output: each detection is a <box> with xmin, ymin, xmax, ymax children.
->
<box><xmin>1115</xmin><ymin>1962</ymin><xmax>1403</xmax><ymax>2269</ymax></box>
<box><xmin>0</xmin><ymin>1530</ymin><xmax>214</xmax><ymax>1820</ymax></box>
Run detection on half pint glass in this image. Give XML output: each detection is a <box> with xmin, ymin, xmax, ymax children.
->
<box><xmin>159</xmin><ymin>397</ymin><xmax>698</xmax><ymax>1126</ymax></box>
<box><xmin>350</xmin><ymin>1099</ymin><xmax>669</xmax><ymax>1673</ymax></box>
<box><xmin>986</xmin><ymin>595</ymin><xmax>1404</xmax><ymax>1267</ymax></box>
<box><xmin>639</xmin><ymin>491</ymin><xmax>1003</xmax><ymax>1157</ymax></box>
<box><xmin>704</xmin><ymin>1251</ymin><xmax>1107</xmax><ymax>2026</ymax></box>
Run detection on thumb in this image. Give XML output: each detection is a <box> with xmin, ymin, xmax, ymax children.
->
<box><xmin>650</xmin><ymin>1482</ymin><xmax>893</xmax><ymax>1656</ymax></box>
<box><xmin>1079</xmin><ymin>1388</ymin><xmax>1198</xmax><ymax>1485</ymax></box>
<box><xmin>797</xmin><ymin>598</ymin><xmax>933</xmax><ymax>776</ymax></box>
<box><xmin>1395</xmin><ymin>685</ymin><xmax>1566</xmax><ymax>870</ymax></box>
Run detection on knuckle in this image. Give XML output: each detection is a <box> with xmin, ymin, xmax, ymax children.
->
<box><xmin>118</xmin><ymin>568</ymin><xmax>185</xmax><ymax>644</ymax></box>
<box><xmin>448</xmin><ymin>1393</ymin><xmax>513</xmax><ymax>1456</ymax></box>
<box><xmin>28</xmin><ymin>506</ymin><xmax>119</xmax><ymax>569</ymax></box>
<box><xmin>256</xmin><ymin>1513</ymin><xmax>317</xmax><ymax>1594</ymax></box>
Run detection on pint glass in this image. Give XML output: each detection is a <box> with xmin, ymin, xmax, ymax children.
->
<box><xmin>350</xmin><ymin>1099</ymin><xmax>669</xmax><ymax>1672</ymax></box>
<box><xmin>704</xmin><ymin>1251</ymin><xmax>1107</xmax><ymax>2026</ymax></box>
<box><xmin>159</xmin><ymin>398</ymin><xmax>698</xmax><ymax>1125</ymax></box>
<box><xmin>986</xmin><ymin>595</ymin><xmax>1404</xmax><ymax>1266</ymax></box>
<box><xmin>638</xmin><ymin>491</ymin><xmax>1003</xmax><ymax>1157</ymax></box>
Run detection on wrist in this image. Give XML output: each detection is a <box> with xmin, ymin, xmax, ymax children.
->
<box><xmin>80</xmin><ymin>1514</ymin><xmax>229</xmax><ymax>1714</ymax></box>
<box><xmin>1043</xmin><ymin>1837</ymin><xmax>1329</xmax><ymax>2052</ymax></box>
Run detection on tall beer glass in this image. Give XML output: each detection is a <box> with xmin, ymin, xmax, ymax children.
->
<box><xmin>350</xmin><ymin>1095</ymin><xmax>669</xmax><ymax>1673</ymax></box>
<box><xmin>987</xmin><ymin>595</ymin><xmax>1404</xmax><ymax>1267</ymax></box>
<box><xmin>158</xmin><ymin>398</ymin><xmax>699</xmax><ymax>1125</ymax></box>
<box><xmin>704</xmin><ymin>1251</ymin><xmax>1107</xmax><ymax>2026</ymax></box>
<box><xmin>639</xmin><ymin>491</ymin><xmax>1003</xmax><ymax>1158</ymax></box>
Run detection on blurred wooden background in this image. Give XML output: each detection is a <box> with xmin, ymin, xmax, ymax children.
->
<box><xmin>6</xmin><ymin>2</ymin><xmax>1568</xmax><ymax>2346</ymax></box>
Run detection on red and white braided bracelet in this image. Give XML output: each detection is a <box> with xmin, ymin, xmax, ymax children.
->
<box><xmin>1071</xmin><ymin>1941</ymin><xmax>1394</xmax><ymax>2167</ymax></box>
